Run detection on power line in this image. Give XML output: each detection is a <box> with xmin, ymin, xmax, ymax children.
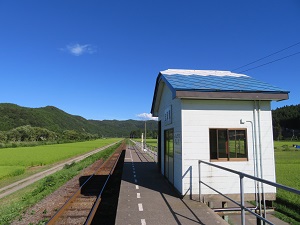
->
<box><xmin>232</xmin><ymin>41</ymin><xmax>300</xmax><ymax>72</ymax></box>
<box><xmin>238</xmin><ymin>51</ymin><xmax>300</xmax><ymax>73</ymax></box>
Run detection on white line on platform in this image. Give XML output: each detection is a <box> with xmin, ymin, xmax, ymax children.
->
<box><xmin>134</xmin><ymin>174</ymin><xmax>136</xmax><ymax>177</ymax></box>
<box><xmin>138</xmin><ymin>203</ymin><xmax>143</xmax><ymax>211</ymax></box>
<box><xmin>141</xmin><ymin>219</ymin><xmax>146</xmax><ymax>225</ymax></box>
<box><xmin>136</xmin><ymin>185</ymin><xmax>139</xmax><ymax>189</ymax></box>
<box><xmin>129</xmin><ymin>149</ymin><xmax>133</xmax><ymax>162</ymax></box>
<box><xmin>137</xmin><ymin>193</ymin><xmax>141</xmax><ymax>198</ymax></box>
<box><xmin>134</xmin><ymin>179</ymin><xmax>137</xmax><ymax>183</ymax></box>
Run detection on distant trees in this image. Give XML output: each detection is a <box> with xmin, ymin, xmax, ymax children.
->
<box><xmin>0</xmin><ymin>103</ymin><xmax>159</xmax><ymax>139</ymax></box>
<box><xmin>272</xmin><ymin>104</ymin><xmax>300</xmax><ymax>140</ymax></box>
<box><xmin>62</xmin><ymin>129</ymin><xmax>98</xmax><ymax>141</ymax></box>
<box><xmin>0</xmin><ymin>131</ymin><xmax>6</xmax><ymax>142</ymax></box>
<box><xmin>0</xmin><ymin>125</ymin><xmax>99</xmax><ymax>147</ymax></box>
<box><xmin>130</xmin><ymin>129</ymin><xmax>158</xmax><ymax>139</ymax></box>
<box><xmin>5</xmin><ymin>125</ymin><xmax>57</xmax><ymax>142</ymax></box>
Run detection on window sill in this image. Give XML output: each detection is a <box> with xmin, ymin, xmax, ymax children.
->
<box><xmin>210</xmin><ymin>158</ymin><xmax>248</xmax><ymax>162</ymax></box>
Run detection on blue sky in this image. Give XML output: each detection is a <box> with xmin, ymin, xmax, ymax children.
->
<box><xmin>0</xmin><ymin>1</ymin><xmax>299</xmax><ymax>120</ymax></box>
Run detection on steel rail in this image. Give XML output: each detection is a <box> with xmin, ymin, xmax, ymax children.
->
<box><xmin>46</xmin><ymin>164</ymin><xmax>103</xmax><ymax>225</ymax></box>
<box><xmin>46</xmin><ymin>146</ymin><xmax>123</xmax><ymax>225</ymax></box>
<box><xmin>84</xmin><ymin>150</ymin><xmax>122</xmax><ymax>225</ymax></box>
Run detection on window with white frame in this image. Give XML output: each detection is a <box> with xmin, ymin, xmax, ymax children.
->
<box><xmin>209</xmin><ymin>128</ymin><xmax>248</xmax><ymax>161</ymax></box>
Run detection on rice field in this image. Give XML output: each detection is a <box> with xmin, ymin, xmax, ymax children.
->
<box><xmin>274</xmin><ymin>140</ymin><xmax>300</xmax><ymax>223</ymax></box>
<box><xmin>0</xmin><ymin>166</ymin><xmax>25</xmax><ymax>180</ymax></box>
<box><xmin>0</xmin><ymin>138</ymin><xmax>121</xmax><ymax>181</ymax></box>
<box><xmin>145</xmin><ymin>139</ymin><xmax>158</xmax><ymax>147</ymax></box>
<box><xmin>133</xmin><ymin>138</ymin><xmax>157</xmax><ymax>147</ymax></box>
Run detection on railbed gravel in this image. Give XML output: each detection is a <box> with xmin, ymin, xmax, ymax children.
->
<box><xmin>11</xmin><ymin>159</ymin><xmax>104</xmax><ymax>225</ymax></box>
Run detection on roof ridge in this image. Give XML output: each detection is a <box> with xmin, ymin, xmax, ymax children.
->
<box><xmin>160</xmin><ymin>69</ymin><xmax>249</xmax><ymax>77</ymax></box>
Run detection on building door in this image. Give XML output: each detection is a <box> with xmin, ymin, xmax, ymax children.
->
<box><xmin>164</xmin><ymin>129</ymin><xmax>174</xmax><ymax>184</ymax></box>
<box><xmin>158</xmin><ymin>121</ymin><xmax>161</xmax><ymax>171</ymax></box>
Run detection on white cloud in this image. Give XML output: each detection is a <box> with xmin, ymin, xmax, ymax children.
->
<box><xmin>136</xmin><ymin>113</ymin><xmax>158</xmax><ymax>121</ymax></box>
<box><xmin>62</xmin><ymin>43</ymin><xmax>97</xmax><ymax>56</ymax></box>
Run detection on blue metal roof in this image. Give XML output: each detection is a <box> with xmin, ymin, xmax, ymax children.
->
<box><xmin>151</xmin><ymin>69</ymin><xmax>289</xmax><ymax>115</ymax></box>
<box><xmin>160</xmin><ymin>70</ymin><xmax>288</xmax><ymax>93</ymax></box>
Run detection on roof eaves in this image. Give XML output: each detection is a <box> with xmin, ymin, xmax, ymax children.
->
<box><xmin>175</xmin><ymin>88</ymin><xmax>290</xmax><ymax>94</ymax></box>
<box><xmin>160</xmin><ymin>74</ymin><xmax>177</xmax><ymax>98</ymax></box>
<box><xmin>175</xmin><ymin>90</ymin><xmax>289</xmax><ymax>101</ymax></box>
<box><xmin>150</xmin><ymin>73</ymin><xmax>177</xmax><ymax>116</ymax></box>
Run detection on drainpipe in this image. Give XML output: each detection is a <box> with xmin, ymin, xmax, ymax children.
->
<box><xmin>253</xmin><ymin>101</ymin><xmax>262</xmax><ymax>216</ymax></box>
<box><xmin>240</xmin><ymin>116</ymin><xmax>259</xmax><ymax>211</ymax></box>
<box><xmin>240</xmin><ymin>119</ymin><xmax>259</xmax><ymax>208</ymax></box>
<box><xmin>257</xmin><ymin>100</ymin><xmax>267</xmax><ymax>222</ymax></box>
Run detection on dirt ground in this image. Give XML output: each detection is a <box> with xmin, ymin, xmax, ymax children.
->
<box><xmin>11</xmin><ymin>159</ymin><xmax>104</xmax><ymax>225</ymax></box>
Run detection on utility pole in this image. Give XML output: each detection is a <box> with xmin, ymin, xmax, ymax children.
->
<box><xmin>291</xmin><ymin>129</ymin><xmax>295</xmax><ymax>141</ymax></box>
<box><xmin>141</xmin><ymin>133</ymin><xmax>144</xmax><ymax>151</ymax></box>
<box><xmin>144</xmin><ymin>120</ymin><xmax>147</xmax><ymax>148</ymax></box>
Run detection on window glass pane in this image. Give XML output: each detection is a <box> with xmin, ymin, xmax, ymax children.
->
<box><xmin>168</xmin><ymin>131</ymin><xmax>174</xmax><ymax>184</ymax></box>
<box><xmin>210</xmin><ymin>129</ymin><xmax>218</xmax><ymax>159</ymax></box>
<box><xmin>209</xmin><ymin>128</ymin><xmax>247</xmax><ymax>161</ymax></box>
<box><xmin>228</xmin><ymin>130</ymin><xmax>236</xmax><ymax>158</ymax></box>
<box><xmin>164</xmin><ymin>129</ymin><xmax>174</xmax><ymax>184</ymax></box>
<box><xmin>236</xmin><ymin>130</ymin><xmax>247</xmax><ymax>158</ymax></box>
<box><xmin>164</xmin><ymin>130</ymin><xmax>169</xmax><ymax>176</ymax></box>
<box><xmin>218</xmin><ymin>130</ymin><xmax>228</xmax><ymax>158</ymax></box>
<box><xmin>168</xmin><ymin>130</ymin><xmax>174</xmax><ymax>158</ymax></box>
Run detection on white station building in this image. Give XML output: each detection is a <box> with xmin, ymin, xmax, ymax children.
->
<box><xmin>150</xmin><ymin>69</ymin><xmax>289</xmax><ymax>202</ymax></box>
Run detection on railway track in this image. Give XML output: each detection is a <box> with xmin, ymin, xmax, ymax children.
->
<box><xmin>46</xmin><ymin>142</ymin><xmax>125</xmax><ymax>225</ymax></box>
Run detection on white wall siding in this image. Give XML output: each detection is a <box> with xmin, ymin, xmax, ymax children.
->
<box><xmin>172</xmin><ymin>97</ymin><xmax>182</xmax><ymax>193</ymax></box>
<box><xmin>157</xmin><ymin>83</ymin><xmax>183</xmax><ymax>193</ymax></box>
<box><xmin>181</xmin><ymin>99</ymin><xmax>276</xmax><ymax>197</ymax></box>
<box><xmin>157</xmin><ymin>84</ymin><xmax>172</xmax><ymax>177</ymax></box>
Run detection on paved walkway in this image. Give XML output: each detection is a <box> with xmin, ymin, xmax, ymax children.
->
<box><xmin>115</xmin><ymin>145</ymin><xmax>229</xmax><ymax>225</ymax></box>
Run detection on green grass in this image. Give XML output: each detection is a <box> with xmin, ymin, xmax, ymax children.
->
<box><xmin>0</xmin><ymin>138</ymin><xmax>121</xmax><ymax>188</ymax></box>
<box><xmin>0</xmin><ymin>166</ymin><xmax>25</xmax><ymax>180</ymax></box>
<box><xmin>0</xmin><ymin>138</ymin><xmax>121</xmax><ymax>167</ymax></box>
<box><xmin>0</xmin><ymin>142</ymin><xmax>122</xmax><ymax>225</ymax></box>
<box><xmin>274</xmin><ymin>140</ymin><xmax>300</xmax><ymax>224</ymax></box>
<box><xmin>145</xmin><ymin>139</ymin><xmax>158</xmax><ymax>147</ymax></box>
<box><xmin>133</xmin><ymin>138</ymin><xmax>157</xmax><ymax>147</ymax></box>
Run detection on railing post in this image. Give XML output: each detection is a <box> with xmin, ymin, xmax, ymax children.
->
<box><xmin>240</xmin><ymin>174</ymin><xmax>245</xmax><ymax>225</ymax></box>
<box><xmin>198</xmin><ymin>160</ymin><xmax>201</xmax><ymax>202</ymax></box>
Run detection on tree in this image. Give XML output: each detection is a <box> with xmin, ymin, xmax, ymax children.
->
<box><xmin>0</xmin><ymin>131</ymin><xmax>7</xmax><ymax>142</ymax></box>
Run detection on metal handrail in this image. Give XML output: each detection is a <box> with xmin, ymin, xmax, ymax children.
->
<box><xmin>198</xmin><ymin>160</ymin><xmax>300</xmax><ymax>225</ymax></box>
<box><xmin>145</xmin><ymin>145</ymin><xmax>158</xmax><ymax>162</ymax></box>
<box><xmin>130</xmin><ymin>140</ymin><xmax>158</xmax><ymax>162</ymax></box>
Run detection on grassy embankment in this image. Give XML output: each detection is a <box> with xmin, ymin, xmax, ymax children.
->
<box><xmin>0</xmin><ymin>138</ymin><xmax>121</xmax><ymax>187</ymax></box>
<box><xmin>145</xmin><ymin>139</ymin><xmax>158</xmax><ymax>148</ymax></box>
<box><xmin>132</xmin><ymin>138</ymin><xmax>157</xmax><ymax>151</ymax></box>
<box><xmin>0</xmin><ymin>139</ymin><xmax>123</xmax><ymax>225</ymax></box>
<box><xmin>274</xmin><ymin>140</ymin><xmax>300</xmax><ymax>224</ymax></box>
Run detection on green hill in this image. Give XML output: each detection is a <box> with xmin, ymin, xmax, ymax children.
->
<box><xmin>1</xmin><ymin>103</ymin><xmax>299</xmax><ymax>141</ymax></box>
<box><xmin>272</xmin><ymin>104</ymin><xmax>300</xmax><ymax>140</ymax></box>
<box><xmin>0</xmin><ymin>103</ymin><xmax>158</xmax><ymax>138</ymax></box>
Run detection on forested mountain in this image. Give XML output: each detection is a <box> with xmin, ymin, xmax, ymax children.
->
<box><xmin>0</xmin><ymin>103</ymin><xmax>158</xmax><ymax>139</ymax></box>
<box><xmin>272</xmin><ymin>104</ymin><xmax>300</xmax><ymax>140</ymax></box>
<box><xmin>1</xmin><ymin>103</ymin><xmax>298</xmax><ymax>142</ymax></box>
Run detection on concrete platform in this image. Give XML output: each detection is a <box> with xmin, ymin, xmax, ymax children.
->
<box><xmin>115</xmin><ymin>146</ymin><xmax>229</xmax><ymax>225</ymax></box>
